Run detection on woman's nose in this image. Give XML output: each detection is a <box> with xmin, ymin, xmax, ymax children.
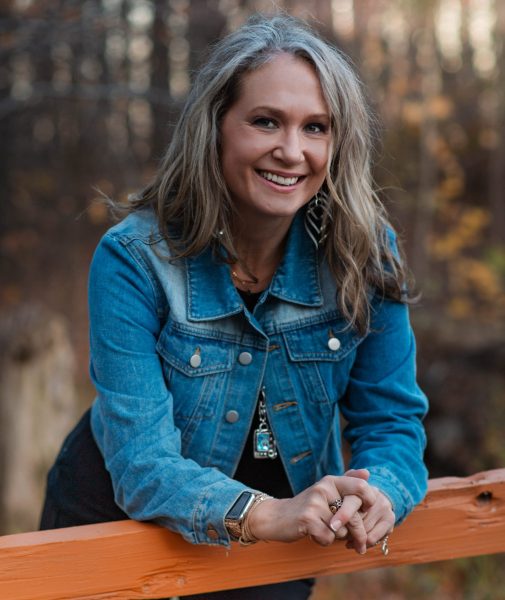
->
<box><xmin>271</xmin><ymin>129</ymin><xmax>304</xmax><ymax>165</ymax></box>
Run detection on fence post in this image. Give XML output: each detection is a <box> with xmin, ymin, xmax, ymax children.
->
<box><xmin>0</xmin><ymin>304</ymin><xmax>77</xmax><ymax>534</ymax></box>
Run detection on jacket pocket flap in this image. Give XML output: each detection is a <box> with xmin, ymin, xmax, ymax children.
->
<box><xmin>157</xmin><ymin>322</ymin><xmax>234</xmax><ymax>376</ymax></box>
<box><xmin>283</xmin><ymin>320</ymin><xmax>362</xmax><ymax>362</ymax></box>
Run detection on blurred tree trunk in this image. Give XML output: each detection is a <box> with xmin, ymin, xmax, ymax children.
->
<box><xmin>352</xmin><ymin>0</ymin><xmax>367</xmax><ymax>57</ymax></box>
<box><xmin>489</xmin><ymin>1</ymin><xmax>505</xmax><ymax>244</ymax></box>
<box><xmin>151</xmin><ymin>0</ymin><xmax>171</xmax><ymax>160</ymax></box>
<box><xmin>95</xmin><ymin>0</ymin><xmax>111</xmax><ymax>169</ymax></box>
<box><xmin>0</xmin><ymin>65</ymin><xmax>10</xmax><ymax>242</ymax></box>
<box><xmin>410</xmin><ymin>10</ymin><xmax>440</xmax><ymax>283</ymax></box>
<box><xmin>187</xmin><ymin>0</ymin><xmax>226</xmax><ymax>75</ymax></box>
<box><xmin>311</xmin><ymin>0</ymin><xmax>332</xmax><ymax>24</ymax></box>
<box><xmin>0</xmin><ymin>306</ymin><xmax>77</xmax><ymax>534</ymax></box>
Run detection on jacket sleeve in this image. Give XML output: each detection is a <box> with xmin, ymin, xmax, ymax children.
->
<box><xmin>88</xmin><ymin>232</ymin><xmax>248</xmax><ymax>546</ymax></box>
<box><xmin>339</xmin><ymin>294</ymin><xmax>428</xmax><ymax>523</ymax></box>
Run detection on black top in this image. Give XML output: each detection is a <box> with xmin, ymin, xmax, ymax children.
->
<box><xmin>233</xmin><ymin>289</ymin><xmax>293</xmax><ymax>498</ymax></box>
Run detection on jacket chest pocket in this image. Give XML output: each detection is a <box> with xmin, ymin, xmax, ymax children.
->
<box><xmin>156</xmin><ymin>322</ymin><xmax>234</xmax><ymax>432</ymax></box>
<box><xmin>283</xmin><ymin>320</ymin><xmax>363</xmax><ymax>404</ymax></box>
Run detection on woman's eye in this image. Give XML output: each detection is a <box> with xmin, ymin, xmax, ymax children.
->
<box><xmin>305</xmin><ymin>123</ymin><xmax>327</xmax><ymax>134</ymax></box>
<box><xmin>252</xmin><ymin>117</ymin><xmax>277</xmax><ymax>129</ymax></box>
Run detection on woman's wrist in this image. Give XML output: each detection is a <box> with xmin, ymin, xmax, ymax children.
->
<box><xmin>225</xmin><ymin>492</ymin><xmax>275</xmax><ymax>544</ymax></box>
<box><xmin>243</xmin><ymin>497</ymin><xmax>280</xmax><ymax>542</ymax></box>
<box><xmin>239</xmin><ymin>493</ymin><xmax>274</xmax><ymax>544</ymax></box>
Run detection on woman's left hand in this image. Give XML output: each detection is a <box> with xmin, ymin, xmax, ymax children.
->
<box><xmin>343</xmin><ymin>469</ymin><xmax>395</xmax><ymax>549</ymax></box>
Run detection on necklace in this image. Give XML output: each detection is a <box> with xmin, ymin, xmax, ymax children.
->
<box><xmin>231</xmin><ymin>270</ymin><xmax>259</xmax><ymax>286</ymax></box>
<box><xmin>253</xmin><ymin>387</ymin><xmax>278</xmax><ymax>459</ymax></box>
<box><xmin>230</xmin><ymin>269</ymin><xmax>273</xmax><ymax>294</ymax></box>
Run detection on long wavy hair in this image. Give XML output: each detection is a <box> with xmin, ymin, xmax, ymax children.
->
<box><xmin>125</xmin><ymin>14</ymin><xmax>410</xmax><ymax>334</ymax></box>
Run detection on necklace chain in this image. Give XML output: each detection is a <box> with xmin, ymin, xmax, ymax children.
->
<box><xmin>230</xmin><ymin>270</ymin><xmax>259</xmax><ymax>287</ymax></box>
<box><xmin>230</xmin><ymin>260</ymin><xmax>277</xmax><ymax>292</ymax></box>
<box><xmin>230</xmin><ymin>265</ymin><xmax>274</xmax><ymax>289</ymax></box>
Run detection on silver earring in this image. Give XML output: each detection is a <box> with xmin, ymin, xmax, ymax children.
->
<box><xmin>304</xmin><ymin>191</ymin><xmax>332</xmax><ymax>248</ymax></box>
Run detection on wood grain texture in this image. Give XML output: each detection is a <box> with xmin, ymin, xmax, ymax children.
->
<box><xmin>1</xmin><ymin>469</ymin><xmax>504</xmax><ymax>600</ymax></box>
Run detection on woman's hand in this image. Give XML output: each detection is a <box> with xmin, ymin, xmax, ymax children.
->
<box><xmin>246</xmin><ymin>474</ymin><xmax>377</xmax><ymax>552</ymax></box>
<box><xmin>344</xmin><ymin>469</ymin><xmax>395</xmax><ymax>549</ymax></box>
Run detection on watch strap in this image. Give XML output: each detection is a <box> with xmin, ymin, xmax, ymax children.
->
<box><xmin>224</xmin><ymin>491</ymin><xmax>256</xmax><ymax>540</ymax></box>
<box><xmin>225</xmin><ymin>492</ymin><xmax>272</xmax><ymax>543</ymax></box>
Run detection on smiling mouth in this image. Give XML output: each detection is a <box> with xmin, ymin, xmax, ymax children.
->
<box><xmin>258</xmin><ymin>170</ymin><xmax>303</xmax><ymax>186</ymax></box>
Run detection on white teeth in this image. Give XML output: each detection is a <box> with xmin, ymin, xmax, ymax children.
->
<box><xmin>259</xmin><ymin>171</ymin><xmax>299</xmax><ymax>186</ymax></box>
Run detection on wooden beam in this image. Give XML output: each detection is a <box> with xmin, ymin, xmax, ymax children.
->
<box><xmin>1</xmin><ymin>469</ymin><xmax>505</xmax><ymax>600</ymax></box>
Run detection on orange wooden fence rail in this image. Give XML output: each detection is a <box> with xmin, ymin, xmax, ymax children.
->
<box><xmin>1</xmin><ymin>469</ymin><xmax>504</xmax><ymax>600</ymax></box>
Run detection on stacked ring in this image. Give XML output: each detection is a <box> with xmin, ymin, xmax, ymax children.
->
<box><xmin>328</xmin><ymin>498</ymin><xmax>343</xmax><ymax>514</ymax></box>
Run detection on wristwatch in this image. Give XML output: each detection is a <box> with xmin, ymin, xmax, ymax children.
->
<box><xmin>224</xmin><ymin>491</ymin><xmax>258</xmax><ymax>540</ymax></box>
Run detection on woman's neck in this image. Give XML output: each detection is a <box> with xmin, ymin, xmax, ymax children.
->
<box><xmin>230</xmin><ymin>215</ymin><xmax>293</xmax><ymax>292</ymax></box>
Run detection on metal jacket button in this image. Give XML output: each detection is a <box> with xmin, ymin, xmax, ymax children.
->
<box><xmin>225</xmin><ymin>410</ymin><xmax>239</xmax><ymax>423</ymax></box>
<box><xmin>328</xmin><ymin>337</ymin><xmax>341</xmax><ymax>351</ymax></box>
<box><xmin>206</xmin><ymin>525</ymin><xmax>219</xmax><ymax>540</ymax></box>
<box><xmin>189</xmin><ymin>354</ymin><xmax>202</xmax><ymax>368</ymax></box>
<box><xmin>238</xmin><ymin>351</ymin><xmax>252</xmax><ymax>365</ymax></box>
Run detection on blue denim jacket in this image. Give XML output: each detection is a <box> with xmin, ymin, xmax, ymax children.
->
<box><xmin>89</xmin><ymin>208</ymin><xmax>428</xmax><ymax>547</ymax></box>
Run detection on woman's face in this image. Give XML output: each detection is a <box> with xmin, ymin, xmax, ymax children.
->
<box><xmin>220</xmin><ymin>53</ymin><xmax>332</xmax><ymax>228</ymax></box>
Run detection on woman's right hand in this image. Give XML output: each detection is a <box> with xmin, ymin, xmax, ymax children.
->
<box><xmin>247</xmin><ymin>473</ymin><xmax>377</xmax><ymax>552</ymax></box>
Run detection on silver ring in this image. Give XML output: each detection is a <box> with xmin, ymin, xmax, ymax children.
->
<box><xmin>328</xmin><ymin>498</ymin><xmax>343</xmax><ymax>514</ymax></box>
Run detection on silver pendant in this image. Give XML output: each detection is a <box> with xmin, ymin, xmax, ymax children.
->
<box><xmin>253</xmin><ymin>388</ymin><xmax>278</xmax><ymax>459</ymax></box>
<box><xmin>253</xmin><ymin>427</ymin><xmax>278</xmax><ymax>459</ymax></box>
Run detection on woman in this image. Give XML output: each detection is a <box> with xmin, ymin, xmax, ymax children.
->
<box><xmin>41</xmin><ymin>14</ymin><xmax>428</xmax><ymax>600</ymax></box>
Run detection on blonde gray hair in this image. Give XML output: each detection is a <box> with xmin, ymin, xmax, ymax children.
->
<box><xmin>129</xmin><ymin>14</ymin><xmax>409</xmax><ymax>333</ymax></box>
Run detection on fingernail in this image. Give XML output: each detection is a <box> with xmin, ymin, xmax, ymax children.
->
<box><xmin>330</xmin><ymin>520</ymin><xmax>341</xmax><ymax>532</ymax></box>
<box><xmin>359</xmin><ymin>547</ymin><xmax>366</xmax><ymax>555</ymax></box>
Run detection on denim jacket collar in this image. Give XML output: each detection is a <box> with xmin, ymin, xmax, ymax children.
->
<box><xmin>186</xmin><ymin>210</ymin><xmax>323</xmax><ymax>322</ymax></box>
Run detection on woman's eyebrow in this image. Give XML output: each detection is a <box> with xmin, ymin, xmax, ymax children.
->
<box><xmin>250</xmin><ymin>105</ymin><xmax>330</xmax><ymax>121</ymax></box>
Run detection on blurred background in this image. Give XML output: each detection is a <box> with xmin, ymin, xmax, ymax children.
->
<box><xmin>1</xmin><ymin>0</ymin><xmax>504</xmax><ymax>597</ymax></box>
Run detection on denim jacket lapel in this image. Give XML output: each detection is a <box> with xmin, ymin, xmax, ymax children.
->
<box><xmin>269</xmin><ymin>210</ymin><xmax>323</xmax><ymax>307</ymax></box>
<box><xmin>186</xmin><ymin>247</ymin><xmax>243</xmax><ymax>321</ymax></box>
<box><xmin>186</xmin><ymin>209</ymin><xmax>323</xmax><ymax>321</ymax></box>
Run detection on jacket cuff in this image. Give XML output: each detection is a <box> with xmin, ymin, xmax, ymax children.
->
<box><xmin>192</xmin><ymin>479</ymin><xmax>255</xmax><ymax>547</ymax></box>
<box><xmin>365</xmin><ymin>466</ymin><xmax>424</xmax><ymax>524</ymax></box>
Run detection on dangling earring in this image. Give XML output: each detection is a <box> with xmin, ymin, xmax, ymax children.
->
<box><xmin>304</xmin><ymin>191</ymin><xmax>333</xmax><ymax>248</ymax></box>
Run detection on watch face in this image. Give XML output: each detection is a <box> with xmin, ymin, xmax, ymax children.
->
<box><xmin>226</xmin><ymin>491</ymin><xmax>255</xmax><ymax>520</ymax></box>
